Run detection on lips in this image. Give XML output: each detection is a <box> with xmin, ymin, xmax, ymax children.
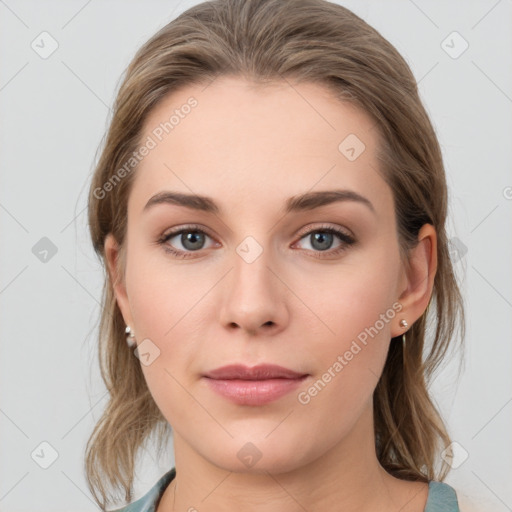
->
<box><xmin>203</xmin><ymin>364</ymin><xmax>307</xmax><ymax>380</ymax></box>
<box><xmin>202</xmin><ymin>364</ymin><xmax>309</xmax><ymax>406</ymax></box>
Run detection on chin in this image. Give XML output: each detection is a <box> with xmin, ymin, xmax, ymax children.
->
<box><xmin>201</xmin><ymin>433</ymin><xmax>314</xmax><ymax>476</ymax></box>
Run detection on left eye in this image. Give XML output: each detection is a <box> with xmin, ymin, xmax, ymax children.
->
<box><xmin>294</xmin><ymin>227</ymin><xmax>355</xmax><ymax>253</ymax></box>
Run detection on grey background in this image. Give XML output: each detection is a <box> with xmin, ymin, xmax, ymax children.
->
<box><xmin>0</xmin><ymin>0</ymin><xmax>511</xmax><ymax>510</ymax></box>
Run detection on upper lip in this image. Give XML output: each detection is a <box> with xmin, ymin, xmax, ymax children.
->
<box><xmin>203</xmin><ymin>364</ymin><xmax>307</xmax><ymax>380</ymax></box>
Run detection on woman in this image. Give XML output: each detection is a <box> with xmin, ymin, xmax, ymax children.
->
<box><xmin>85</xmin><ymin>0</ymin><xmax>465</xmax><ymax>510</ymax></box>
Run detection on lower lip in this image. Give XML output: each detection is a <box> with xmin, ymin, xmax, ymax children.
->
<box><xmin>203</xmin><ymin>376</ymin><xmax>308</xmax><ymax>406</ymax></box>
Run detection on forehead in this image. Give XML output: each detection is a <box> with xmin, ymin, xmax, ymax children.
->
<box><xmin>130</xmin><ymin>76</ymin><xmax>390</xmax><ymax>217</ymax></box>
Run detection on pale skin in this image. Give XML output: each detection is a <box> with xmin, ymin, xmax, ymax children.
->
<box><xmin>105</xmin><ymin>77</ymin><xmax>437</xmax><ymax>511</ymax></box>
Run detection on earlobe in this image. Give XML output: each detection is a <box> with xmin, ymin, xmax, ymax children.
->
<box><xmin>104</xmin><ymin>233</ymin><xmax>133</xmax><ymax>327</ymax></box>
<box><xmin>392</xmin><ymin>224</ymin><xmax>437</xmax><ymax>337</ymax></box>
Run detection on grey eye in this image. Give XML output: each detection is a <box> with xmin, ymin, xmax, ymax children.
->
<box><xmin>179</xmin><ymin>231</ymin><xmax>206</xmax><ymax>251</ymax></box>
<box><xmin>309</xmin><ymin>232</ymin><xmax>335</xmax><ymax>251</ymax></box>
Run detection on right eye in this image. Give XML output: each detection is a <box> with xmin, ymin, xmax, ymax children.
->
<box><xmin>158</xmin><ymin>225</ymin><xmax>219</xmax><ymax>259</ymax></box>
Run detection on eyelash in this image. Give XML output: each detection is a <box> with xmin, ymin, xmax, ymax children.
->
<box><xmin>157</xmin><ymin>223</ymin><xmax>356</xmax><ymax>260</ymax></box>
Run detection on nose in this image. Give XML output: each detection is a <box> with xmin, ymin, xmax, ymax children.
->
<box><xmin>219</xmin><ymin>246</ymin><xmax>289</xmax><ymax>336</ymax></box>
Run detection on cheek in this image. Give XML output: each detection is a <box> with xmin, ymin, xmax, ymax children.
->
<box><xmin>125</xmin><ymin>245</ymin><xmax>207</xmax><ymax>340</ymax></box>
<box><xmin>129</xmin><ymin>273</ymin><xmax>200</xmax><ymax>428</ymax></box>
<box><xmin>124</xmin><ymin>250</ymin><xmax>215</xmax><ymax>420</ymax></box>
<box><xmin>298</xmin><ymin>258</ymin><xmax>399</xmax><ymax>406</ymax></box>
<box><xmin>303</xmin><ymin>256</ymin><xmax>399</xmax><ymax>346</ymax></box>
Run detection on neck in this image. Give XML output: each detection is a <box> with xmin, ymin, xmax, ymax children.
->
<box><xmin>160</xmin><ymin>404</ymin><xmax>426</xmax><ymax>512</ymax></box>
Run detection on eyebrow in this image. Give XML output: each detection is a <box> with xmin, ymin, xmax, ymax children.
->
<box><xmin>143</xmin><ymin>189</ymin><xmax>376</xmax><ymax>215</ymax></box>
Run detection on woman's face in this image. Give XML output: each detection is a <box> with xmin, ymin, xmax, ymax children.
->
<box><xmin>108</xmin><ymin>76</ymin><xmax>413</xmax><ymax>473</ymax></box>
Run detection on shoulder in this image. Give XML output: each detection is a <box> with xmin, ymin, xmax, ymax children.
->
<box><xmin>110</xmin><ymin>468</ymin><xmax>176</xmax><ymax>512</ymax></box>
<box><xmin>425</xmin><ymin>481</ymin><xmax>460</xmax><ymax>512</ymax></box>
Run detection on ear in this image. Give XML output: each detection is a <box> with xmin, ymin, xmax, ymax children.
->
<box><xmin>392</xmin><ymin>224</ymin><xmax>437</xmax><ymax>337</ymax></box>
<box><xmin>104</xmin><ymin>233</ymin><xmax>134</xmax><ymax>328</ymax></box>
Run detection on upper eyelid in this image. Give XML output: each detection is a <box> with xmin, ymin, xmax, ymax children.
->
<box><xmin>296</xmin><ymin>223</ymin><xmax>353</xmax><ymax>239</ymax></box>
<box><xmin>162</xmin><ymin>223</ymin><xmax>214</xmax><ymax>240</ymax></box>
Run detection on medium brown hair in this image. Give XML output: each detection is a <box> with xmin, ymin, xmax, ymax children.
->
<box><xmin>85</xmin><ymin>0</ymin><xmax>465</xmax><ymax>508</ymax></box>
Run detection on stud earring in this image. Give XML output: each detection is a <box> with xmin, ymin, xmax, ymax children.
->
<box><xmin>399</xmin><ymin>319</ymin><xmax>408</xmax><ymax>329</ymax></box>
<box><xmin>125</xmin><ymin>325</ymin><xmax>136</xmax><ymax>348</ymax></box>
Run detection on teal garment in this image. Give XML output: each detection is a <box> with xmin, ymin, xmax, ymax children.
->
<box><xmin>112</xmin><ymin>468</ymin><xmax>460</xmax><ymax>511</ymax></box>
